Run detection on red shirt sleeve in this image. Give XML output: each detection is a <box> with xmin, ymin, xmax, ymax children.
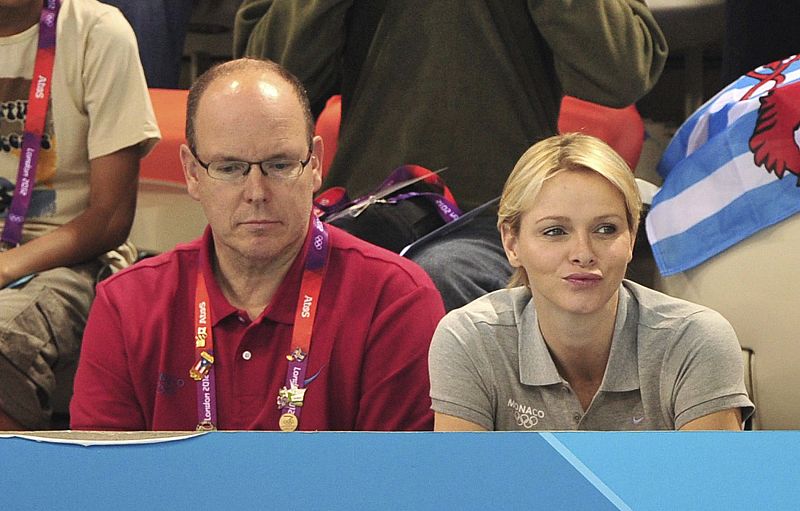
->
<box><xmin>354</xmin><ymin>279</ymin><xmax>444</xmax><ymax>431</ymax></box>
<box><xmin>70</xmin><ymin>284</ymin><xmax>147</xmax><ymax>430</ymax></box>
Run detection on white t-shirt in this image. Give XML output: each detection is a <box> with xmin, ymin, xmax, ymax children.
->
<box><xmin>0</xmin><ymin>0</ymin><xmax>160</xmax><ymax>242</ymax></box>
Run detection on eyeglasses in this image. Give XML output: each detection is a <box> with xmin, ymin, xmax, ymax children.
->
<box><xmin>191</xmin><ymin>149</ymin><xmax>312</xmax><ymax>182</ymax></box>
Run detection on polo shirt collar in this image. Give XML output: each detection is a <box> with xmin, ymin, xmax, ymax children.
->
<box><xmin>598</xmin><ymin>284</ymin><xmax>640</xmax><ymax>392</ymax></box>
<box><xmin>199</xmin><ymin>223</ymin><xmax>312</xmax><ymax>327</ymax></box>
<box><xmin>517</xmin><ymin>292</ymin><xmax>563</xmax><ymax>386</ymax></box>
<box><xmin>198</xmin><ymin>226</ymin><xmax>236</xmax><ymax>327</ymax></box>
<box><xmin>517</xmin><ymin>283</ymin><xmax>640</xmax><ymax>392</ymax></box>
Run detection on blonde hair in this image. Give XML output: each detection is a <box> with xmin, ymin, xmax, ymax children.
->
<box><xmin>497</xmin><ymin>133</ymin><xmax>642</xmax><ymax>288</ymax></box>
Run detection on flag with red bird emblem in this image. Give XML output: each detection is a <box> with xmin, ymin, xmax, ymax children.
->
<box><xmin>647</xmin><ymin>55</ymin><xmax>800</xmax><ymax>275</ymax></box>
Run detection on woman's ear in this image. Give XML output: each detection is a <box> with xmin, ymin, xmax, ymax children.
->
<box><xmin>500</xmin><ymin>223</ymin><xmax>522</xmax><ymax>268</ymax></box>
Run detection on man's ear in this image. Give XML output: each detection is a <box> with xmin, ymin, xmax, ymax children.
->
<box><xmin>310</xmin><ymin>135</ymin><xmax>324</xmax><ymax>193</ymax></box>
<box><xmin>500</xmin><ymin>223</ymin><xmax>522</xmax><ymax>269</ymax></box>
<box><xmin>180</xmin><ymin>144</ymin><xmax>201</xmax><ymax>200</ymax></box>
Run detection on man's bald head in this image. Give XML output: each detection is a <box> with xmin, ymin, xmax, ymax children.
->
<box><xmin>185</xmin><ymin>58</ymin><xmax>314</xmax><ymax>154</ymax></box>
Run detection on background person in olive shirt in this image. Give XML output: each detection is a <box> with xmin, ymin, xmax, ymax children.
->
<box><xmin>234</xmin><ymin>0</ymin><xmax>668</xmax><ymax>310</ymax></box>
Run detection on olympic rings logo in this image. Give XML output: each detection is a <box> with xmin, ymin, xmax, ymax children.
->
<box><xmin>313</xmin><ymin>235</ymin><xmax>324</xmax><ymax>251</ymax></box>
<box><xmin>514</xmin><ymin>409</ymin><xmax>545</xmax><ymax>429</ymax></box>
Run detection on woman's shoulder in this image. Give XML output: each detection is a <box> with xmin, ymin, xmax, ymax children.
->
<box><xmin>624</xmin><ymin>280</ymin><xmax>723</xmax><ymax>320</ymax></box>
<box><xmin>445</xmin><ymin>286</ymin><xmax>531</xmax><ymax>327</ymax></box>
<box><xmin>431</xmin><ymin>288</ymin><xmax>531</xmax><ymax>372</ymax></box>
<box><xmin>622</xmin><ymin>280</ymin><xmax>735</xmax><ymax>339</ymax></box>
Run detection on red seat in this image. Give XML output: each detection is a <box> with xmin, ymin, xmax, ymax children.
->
<box><xmin>140</xmin><ymin>88</ymin><xmax>189</xmax><ymax>185</ymax></box>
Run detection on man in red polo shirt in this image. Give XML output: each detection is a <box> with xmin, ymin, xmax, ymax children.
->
<box><xmin>70</xmin><ymin>58</ymin><xmax>445</xmax><ymax>431</ymax></box>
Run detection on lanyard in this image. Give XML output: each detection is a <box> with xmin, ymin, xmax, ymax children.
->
<box><xmin>1</xmin><ymin>0</ymin><xmax>61</xmax><ymax>248</ymax></box>
<box><xmin>314</xmin><ymin>164</ymin><xmax>462</xmax><ymax>225</ymax></box>
<box><xmin>191</xmin><ymin>217</ymin><xmax>331</xmax><ymax>431</ymax></box>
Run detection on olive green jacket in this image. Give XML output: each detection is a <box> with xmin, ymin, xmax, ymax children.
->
<box><xmin>234</xmin><ymin>0</ymin><xmax>667</xmax><ymax>209</ymax></box>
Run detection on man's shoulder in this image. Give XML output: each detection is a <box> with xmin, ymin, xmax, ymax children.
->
<box><xmin>99</xmin><ymin>237</ymin><xmax>203</xmax><ymax>293</ymax></box>
<box><xmin>62</xmin><ymin>0</ymin><xmax>128</xmax><ymax>23</ymax></box>
<box><xmin>328</xmin><ymin>225</ymin><xmax>436</xmax><ymax>286</ymax></box>
<box><xmin>59</xmin><ymin>0</ymin><xmax>136</xmax><ymax>41</ymax></box>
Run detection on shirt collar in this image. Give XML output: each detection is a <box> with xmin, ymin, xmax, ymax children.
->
<box><xmin>598</xmin><ymin>283</ymin><xmax>640</xmax><ymax>392</ymax></box>
<box><xmin>517</xmin><ymin>283</ymin><xmax>640</xmax><ymax>391</ymax></box>
<box><xmin>517</xmin><ymin>290</ymin><xmax>563</xmax><ymax>386</ymax></box>
<box><xmin>199</xmin><ymin>223</ymin><xmax>312</xmax><ymax>327</ymax></box>
<box><xmin>199</xmin><ymin>226</ymin><xmax>236</xmax><ymax>327</ymax></box>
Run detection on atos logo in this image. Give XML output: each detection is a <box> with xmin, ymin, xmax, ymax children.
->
<box><xmin>301</xmin><ymin>294</ymin><xmax>313</xmax><ymax>318</ymax></box>
<box><xmin>34</xmin><ymin>75</ymin><xmax>47</xmax><ymax>99</ymax></box>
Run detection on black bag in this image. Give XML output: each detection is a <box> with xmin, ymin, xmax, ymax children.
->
<box><xmin>314</xmin><ymin>165</ymin><xmax>461</xmax><ymax>253</ymax></box>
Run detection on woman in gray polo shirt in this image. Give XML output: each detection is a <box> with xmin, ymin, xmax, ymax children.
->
<box><xmin>429</xmin><ymin>133</ymin><xmax>754</xmax><ymax>431</ymax></box>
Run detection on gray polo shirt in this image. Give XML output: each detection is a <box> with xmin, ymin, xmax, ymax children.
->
<box><xmin>429</xmin><ymin>281</ymin><xmax>754</xmax><ymax>430</ymax></box>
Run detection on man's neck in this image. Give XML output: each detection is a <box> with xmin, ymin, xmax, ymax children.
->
<box><xmin>0</xmin><ymin>1</ymin><xmax>43</xmax><ymax>38</ymax></box>
<box><xmin>211</xmin><ymin>240</ymin><xmax>305</xmax><ymax>321</ymax></box>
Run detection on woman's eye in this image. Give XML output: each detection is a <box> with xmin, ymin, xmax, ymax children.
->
<box><xmin>542</xmin><ymin>227</ymin><xmax>566</xmax><ymax>236</ymax></box>
<box><xmin>596</xmin><ymin>224</ymin><xmax>618</xmax><ymax>234</ymax></box>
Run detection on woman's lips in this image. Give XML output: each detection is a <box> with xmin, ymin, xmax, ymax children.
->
<box><xmin>564</xmin><ymin>273</ymin><xmax>602</xmax><ymax>287</ymax></box>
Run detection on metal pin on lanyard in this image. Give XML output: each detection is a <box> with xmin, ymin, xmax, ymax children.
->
<box><xmin>189</xmin><ymin>351</ymin><xmax>214</xmax><ymax>381</ymax></box>
<box><xmin>276</xmin><ymin>383</ymin><xmax>307</xmax><ymax>409</ymax></box>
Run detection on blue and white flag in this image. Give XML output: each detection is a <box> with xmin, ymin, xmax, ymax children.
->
<box><xmin>646</xmin><ymin>55</ymin><xmax>800</xmax><ymax>276</ymax></box>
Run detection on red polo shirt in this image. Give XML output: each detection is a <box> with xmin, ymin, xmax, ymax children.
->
<box><xmin>70</xmin><ymin>224</ymin><xmax>444</xmax><ymax>431</ymax></box>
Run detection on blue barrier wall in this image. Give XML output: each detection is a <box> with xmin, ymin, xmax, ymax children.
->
<box><xmin>1</xmin><ymin>431</ymin><xmax>796</xmax><ymax>510</ymax></box>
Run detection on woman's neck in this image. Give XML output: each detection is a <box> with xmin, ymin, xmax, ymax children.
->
<box><xmin>536</xmin><ymin>296</ymin><xmax>619</xmax><ymax>387</ymax></box>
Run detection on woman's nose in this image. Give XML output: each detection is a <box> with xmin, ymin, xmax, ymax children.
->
<box><xmin>569</xmin><ymin>233</ymin><xmax>596</xmax><ymax>266</ymax></box>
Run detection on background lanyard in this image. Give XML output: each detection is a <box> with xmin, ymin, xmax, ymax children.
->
<box><xmin>192</xmin><ymin>218</ymin><xmax>331</xmax><ymax>431</ymax></box>
<box><xmin>1</xmin><ymin>0</ymin><xmax>61</xmax><ymax>248</ymax></box>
